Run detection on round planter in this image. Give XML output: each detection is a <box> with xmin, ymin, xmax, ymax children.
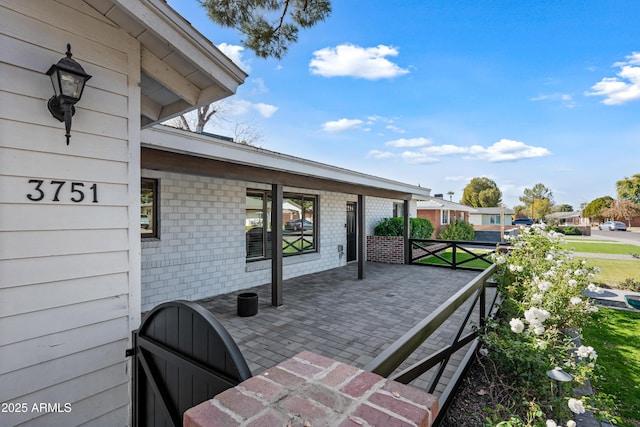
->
<box><xmin>237</xmin><ymin>292</ymin><xmax>259</xmax><ymax>317</ymax></box>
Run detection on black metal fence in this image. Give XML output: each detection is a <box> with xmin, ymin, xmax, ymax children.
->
<box><xmin>410</xmin><ymin>238</ymin><xmax>509</xmax><ymax>270</ymax></box>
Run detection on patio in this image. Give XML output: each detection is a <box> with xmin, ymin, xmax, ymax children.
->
<box><xmin>199</xmin><ymin>262</ymin><xmax>485</xmax><ymax>395</ymax></box>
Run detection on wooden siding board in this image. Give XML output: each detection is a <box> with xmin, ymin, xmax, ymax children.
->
<box><xmin>0</xmin><ymin>147</ymin><xmax>129</xmax><ymax>183</ymax></box>
<box><xmin>0</xmin><ymin>294</ymin><xmax>128</xmax><ymax>346</ymax></box>
<box><xmin>0</xmin><ymin>229</ymin><xmax>128</xmax><ymax>260</ymax></box>
<box><xmin>0</xmin><ymin>362</ymin><xmax>129</xmax><ymax>426</ymax></box>
<box><xmin>0</xmin><ymin>91</ymin><xmax>128</xmax><ymax>140</ymax></box>
<box><xmin>0</xmin><ymin>177</ymin><xmax>129</xmax><ymax>208</ymax></box>
<box><xmin>0</xmin><ymin>318</ymin><xmax>128</xmax><ymax>375</ymax></box>
<box><xmin>1</xmin><ymin>2</ymin><xmax>130</xmax><ymax>72</ymax></box>
<box><xmin>0</xmin><ymin>272</ymin><xmax>129</xmax><ymax>317</ymax></box>
<box><xmin>0</xmin><ymin>119</ymin><xmax>130</xmax><ymax>162</ymax></box>
<box><xmin>0</xmin><ymin>251</ymin><xmax>129</xmax><ymax>288</ymax></box>
<box><xmin>0</xmin><ymin>204</ymin><xmax>128</xmax><ymax>232</ymax></box>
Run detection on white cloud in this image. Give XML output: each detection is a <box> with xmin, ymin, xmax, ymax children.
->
<box><xmin>217</xmin><ymin>43</ymin><xmax>251</xmax><ymax>72</ymax></box>
<box><xmin>586</xmin><ymin>52</ymin><xmax>640</xmax><ymax>105</ymax></box>
<box><xmin>309</xmin><ymin>44</ymin><xmax>410</xmax><ymax>80</ymax></box>
<box><xmin>471</xmin><ymin>139</ymin><xmax>551</xmax><ymax>162</ymax></box>
<box><xmin>531</xmin><ymin>93</ymin><xmax>576</xmax><ymax>108</ymax></box>
<box><xmin>374</xmin><ymin>138</ymin><xmax>550</xmax><ymax>164</ymax></box>
<box><xmin>253</xmin><ymin>103</ymin><xmax>278</xmax><ymax>118</ymax></box>
<box><xmin>401</xmin><ymin>151</ymin><xmax>439</xmax><ymax>164</ymax></box>
<box><xmin>322</xmin><ymin>118</ymin><xmax>363</xmax><ymax>132</ymax></box>
<box><xmin>385</xmin><ymin>125</ymin><xmax>406</xmax><ymax>134</ymax></box>
<box><xmin>367</xmin><ymin>149</ymin><xmax>395</xmax><ymax>159</ymax></box>
<box><xmin>385</xmin><ymin>137</ymin><xmax>432</xmax><ymax>148</ymax></box>
<box><xmin>422</xmin><ymin>144</ymin><xmax>470</xmax><ymax>156</ymax></box>
<box><xmin>227</xmin><ymin>99</ymin><xmax>278</xmax><ymax>118</ymax></box>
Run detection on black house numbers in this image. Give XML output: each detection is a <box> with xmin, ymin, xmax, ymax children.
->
<box><xmin>26</xmin><ymin>179</ymin><xmax>98</xmax><ymax>203</ymax></box>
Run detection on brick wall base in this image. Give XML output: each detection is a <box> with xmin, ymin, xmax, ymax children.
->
<box><xmin>184</xmin><ymin>351</ymin><xmax>439</xmax><ymax>427</ymax></box>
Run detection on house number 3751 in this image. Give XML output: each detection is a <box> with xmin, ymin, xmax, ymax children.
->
<box><xmin>26</xmin><ymin>179</ymin><xmax>98</xmax><ymax>203</ymax></box>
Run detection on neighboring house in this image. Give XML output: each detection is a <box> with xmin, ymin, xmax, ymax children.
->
<box><xmin>0</xmin><ymin>1</ymin><xmax>431</xmax><ymax>425</ymax></box>
<box><xmin>468</xmin><ymin>207</ymin><xmax>515</xmax><ymax>227</ymax></box>
<box><xmin>416</xmin><ymin>194</ymin><xmax>477</xmax><ymax>236</ymax></box>
<box><xmin>546</xmin><ymin>211</ymin><xmax>591</xmax><ymax>226</ymax></box>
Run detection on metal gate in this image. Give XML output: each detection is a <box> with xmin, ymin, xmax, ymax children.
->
<box><xmin>129</xmin><ymin>300</ymin><xmax>252</xmax><ymax>427</ymax></box>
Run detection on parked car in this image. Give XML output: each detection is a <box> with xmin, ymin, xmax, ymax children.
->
<box><xmin>598</xmin><ymin>221</ymin><xmax>627</xmax><ymax>231</ymax></box>
<box><xmin>512</xmin><ymin>218</ymin><xmax>534</xmax><ymax>226</ymax></box>
<box><xmin>285</xmin><ymin>219</ymin><xmax>313</xmax><ymax>231</ymax></box>
<box><xmin>141</xmin><ymin>214</ymin><xmax>150</xmax><ymax>229</ymax></box>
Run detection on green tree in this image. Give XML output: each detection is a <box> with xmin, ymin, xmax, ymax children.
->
<box><xmin>460</xmin><ymin>177</ymin><xmax>502</xmax><ymax>207</ymax></box>
<box><xmin>201</xmin><ymin>0</ymin><xmax>332</xmax><ymax>59</ymax></box>
<box><xmin>602</xmin><ymin>199</ymin><xmax>640</xmax><ymax>226</ymax></box>
<box><xmin>582</xmin><ymin>196</ymin><xmax>614</xmax><ymax>223</ymax></box>
<box><xmin>555</xmin><ymin>204</ymin><xmax>573</xmax><ymax>212</ymax></box>
<box><xmin>616</xmin><ymin>174</ymin><xmax>640</xmax><ymax>204</ymax></box>
<box><xmin>519</xmin><ymin>183</ymin><xmax>553</xmax><ymax>220</ymax></box>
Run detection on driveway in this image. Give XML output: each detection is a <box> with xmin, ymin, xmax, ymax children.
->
<box><xmin>591</xmin><ymin>228</ymin><xmax>640</xmax><ymax>245</ymax></box>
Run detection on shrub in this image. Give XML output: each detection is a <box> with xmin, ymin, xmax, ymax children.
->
<box><xmin>563</xmin><ymin>226</ymin><xmax>582</xmax><ymax>235</ymax></box>
<box><xmin>374</xmin><ymin>217</ymin><xmax>434</xmax><ymax>239</ymax></box>
<box><xmin>480</xmin><ymin>225</ymin><xmax>614</xmax><ymax>424</ymax></box>
<box><xmin>619</xmin><ymin>278</ymin><xmax>640</xmax><ymax>292</ymax></box>
<box><xmin>437</xmin><ymin>220</ymin><xmax>475</xmax><ymax>240</ymax></box>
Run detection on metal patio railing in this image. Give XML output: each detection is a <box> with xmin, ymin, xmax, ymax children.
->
<box><xmin>364</xmin><ymin>264</ymin><xmax>500</xmax><ymax>426</ymax></box>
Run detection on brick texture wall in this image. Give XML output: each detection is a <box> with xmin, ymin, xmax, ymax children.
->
<box><xmin>366</xmin><ymin>236</ymin><xmax>405</xmax><ymax>264</ymax></box>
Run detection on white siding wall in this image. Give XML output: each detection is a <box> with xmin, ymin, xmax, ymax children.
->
<box><xmin>0</xmin><ymin>1</ymin><xmax>139</xmax><ymax>425</ymax></box>
<box><xmin>141</xmin><ymin>171</ymin><xmax>363</xmax><ymax>311</ymax></box>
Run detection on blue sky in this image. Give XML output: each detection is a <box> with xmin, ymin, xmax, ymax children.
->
<box><xmin>167</xmin><ymin>0</ymin><xmax>640</xmax><ymax>209</ymax></box>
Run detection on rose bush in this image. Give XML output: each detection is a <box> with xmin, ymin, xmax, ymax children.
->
<box><xmin>479</xmin><ymin>224</ymin><xmax>613</xmax><ymax>426</ymax></box>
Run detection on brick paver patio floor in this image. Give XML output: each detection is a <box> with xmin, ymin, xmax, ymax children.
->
<box><xmin>199</xmin><ymin>262</ymin><xmax>483</xmax><ymax>395</ymax></box>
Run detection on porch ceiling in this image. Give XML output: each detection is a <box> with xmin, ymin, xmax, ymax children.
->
<box><xmin>85</xmin><ymin>0</ymin><xmax>247</xmax><ymax>127</ymax></box>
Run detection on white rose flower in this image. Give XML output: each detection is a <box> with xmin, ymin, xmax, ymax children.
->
<box><xmin>570</xmin><ymin>297</ymin><xmax>582</xmax><ymax>305</ymax></box>
<box><xmin>567</xmin><ymin>421</ymin><xmax>577</xmax><ymax>427</ymax></box>
<box><xmin>568</xmin><ymin>398</ymin><xmax>586</xmax><ymax>414</ymax></box>
<box><xmin>510</xmin><ymin>318</ymin><xmax>525</xmax><ymax>333</ymax></box>
<box><xmin>546</xmin><ymin>420</ymin><xmax>557</xmax><ymax>427</ymax></box>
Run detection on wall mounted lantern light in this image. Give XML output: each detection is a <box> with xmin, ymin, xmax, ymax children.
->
<box><xmin>46</xmin><ymin>44</ymin><xmax>92</xmax><ymax>145</ymax></box>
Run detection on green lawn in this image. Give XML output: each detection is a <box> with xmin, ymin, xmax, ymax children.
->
<box><xmin>559</xmin><ymin>239</ymin><xmax>640</xmax><ymax>288</ymax></box>
<box><xmin>419</xmin><ymin>249</ymin><xmax>492</xmax><ymax>269</ymax></box>
<box><xmin>582</xmin><ymin>308</ymin><xmax>640</xmax><ymax>426</ymax></box>
<box><xmin>562</xmin><ymin>240</ymin><xmax>640</xmax><ymax>255</ymax></box>
<box><xmin>588</xmin><ymin>258</ymin><xmax>640</xmax><ymax>286</ymax></box>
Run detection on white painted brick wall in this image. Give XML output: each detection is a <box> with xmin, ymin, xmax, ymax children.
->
<box><xmin>141</xmin><ymin>171</ymin><xmax>356</xmax><ymax>311</ymax></box>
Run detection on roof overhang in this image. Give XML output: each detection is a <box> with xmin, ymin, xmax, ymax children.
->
<box><xmin>85</xmin><ymin>0</ymin><xmax>248</xmax><ymax>127</ymax></box>
<box><xmin>141</xmin><ymin>126</ymin><xmax>432</xmax><ymax>200</ymax></box>
<box><xmin>417</xmin><ymin>198</ymin><xmax>478</xmax><ymax>212</ymax></box>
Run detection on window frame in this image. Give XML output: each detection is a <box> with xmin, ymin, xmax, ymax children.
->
<box><xmin>246</xmin><ymin>189</ymin><xmax>318</xmax><ymax>261</ymax></box>
<box><xmin>141</xmin><ymin>178</ymin><xmax>160</xmax><ymax>239</ymax></box>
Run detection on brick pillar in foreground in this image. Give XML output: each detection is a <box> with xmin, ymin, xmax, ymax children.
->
<box><xmin>184</xmin><ymin>351</ymin><xmax>438</xmax><ymax>427</ymax></box>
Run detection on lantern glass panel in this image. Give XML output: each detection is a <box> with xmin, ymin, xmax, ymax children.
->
<box><xmin>59</xmin><ymin>70</ymin><xmax>84</xmax><ymax>99</ymax></box>
<box><xmin>49</xmin><ymin>71</ymin><xmax>61</xmax><ymax>98</ymax></box>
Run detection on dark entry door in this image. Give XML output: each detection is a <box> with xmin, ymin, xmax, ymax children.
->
<box><xmin>130</xmin><ymin>300</ymin><xmax>252</xmax><ymax>427</ymax></box>
<box><xmin>346</xmin><ymin>202</ymin><xmax>357</xmax><ymax>262</ymax></box>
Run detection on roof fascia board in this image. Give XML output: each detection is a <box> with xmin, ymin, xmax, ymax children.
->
<box><xmin>142</xmin><ymin>126</ymin><xmax>432</xmax><ymax>199</ymax></box>
<box><xmin>112</xmin><ymin>0</ymin><xmax>248</xmax><ymax>89</ymax></box>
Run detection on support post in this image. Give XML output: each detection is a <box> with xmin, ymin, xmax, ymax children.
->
<box><xmin>357</xmin><ymin>194</ymin><xmax>365</xmax><ymax>280</ymax></box>
<box><xmin>271</xmin><ymin>184</ymin><xmax>283</xmax><ymax>306</ymax></box>
<box><xmin>403</xmin><ymin>199</ymin><xmax>410</xmax><ymax>264</ymax></box>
